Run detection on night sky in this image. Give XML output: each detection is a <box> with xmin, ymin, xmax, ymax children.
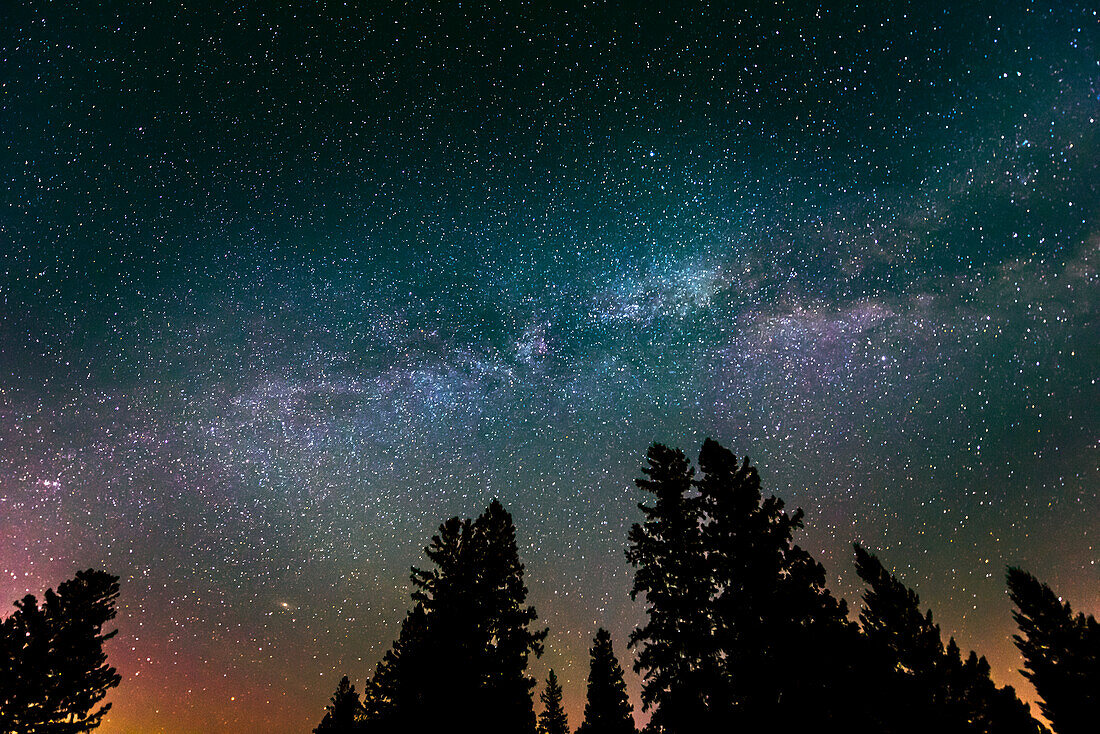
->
<box><xmin>2</xmin><ymin>1</ymin><xmax>1097</xmax><ymax>731</ymax></box>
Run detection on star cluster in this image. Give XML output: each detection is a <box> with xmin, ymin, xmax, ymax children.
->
<box><xmin>1</xmin><ymin>2</ymin><xmax>1096</xmax><ymax>731</ymax></box>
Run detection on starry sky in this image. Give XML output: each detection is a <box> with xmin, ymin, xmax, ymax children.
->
<box><xmin>1</xmin><ymin>1</ymin><xmax>1097</xmax><ymax>731</ymax></box>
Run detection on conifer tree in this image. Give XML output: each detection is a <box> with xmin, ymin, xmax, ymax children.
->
<box><xmin>359</xmin><ymin>500</ymin><xmax>545</xmax><ymax>734</ymax></box>
<box><xmin>538</xmin><ymin>669</ymin><xmax>569</xmax><ymax>734</ymax></box>
<box><xmin>696</xmin><ymin>438</ymin><xmax>855</xmax><ymax>729</ymax></box>
<box><xmin>577</xmin><ymin>629</ymin><xmax>635</xmax><ymax>734</ymax></box>
<box><xmin>628</xmin><ymin>439</ymin><xmax>869</xmax><ymax>730</ymax></box>
<box><xmin>0</xmin><ymin>569</ymin><xmax>121</xmax><ymax>733</ymax></box>
<box><xmin>855</xmin><ymin>546</ymin><xmax>1044</xmax><ymax>734</ymax></box>
<box><xmin>313</xmin><ymin>675</ymin><xmax>364</xmax><ymax>734</ymax></box>
<box><xmin>474</xmin><ymin>499</ymin><xmax>548</xmax><ymax>734</ymax></box>
<box><xmin>626</xmin><ymin>443</ymin><xmax>712</xmax><ymax>733</ymax></box>
<box><xmin>359</xmin><ymin>604</ymin><xmax>429</xmax><ymax>732</ymax></box>
<box><xmin>854</xmin><ymin>543</ymin><xmax>945</xmax><ymax>700</ymax></box>
<box><xmin>939</xmin><ymin>639</ymin><xmax>1048</xmax><ymax>734</ymax></box>
<box><xmin>408</xmin><ymin>516</ymin><xmax>481</xmax><ymax>729</ymax></box>
<box><xmin>1007</xmin><ymin>567</ymin><xmax>1099</xmax><ymax>734</ymax></box>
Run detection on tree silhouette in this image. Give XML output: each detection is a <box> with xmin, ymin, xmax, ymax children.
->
<box><xmin>855</xmin><ymin>546</ymin><xmax>1044</xmax><ymax>734</ymax></box>
<box><xmin>695</xmin><ymin>438</ymin><xmax>857</xmax><ymax>729</ymax></box>
<box><xmin>626</xmin><ymin>443</ymin><xmax>713</xmax><ymax>732</ymax></box>
<box><xmin>314</xmin><ymin>675</ymin><xmax>364</xmax><ymax>734</ymax></box>
<box><xmin>358</xmin><ymin>499</ymin><xmax>546</xmax><ymax>734</ymax></box>
<box><xmin>472</xmin><ymin>499</ymin><xmax>548</xmax><ymax>733</ymax></box>
<box><xmin>939</xmin><ymin>638</ymin><xmax>1048</xmax><ymax>734</ymax></box>
<box><xmin>855</xmin><ymin>542</ymin><xmax>948</xmax><ymax>732</ymax></box>
<box><xmin>358</xmin><ymin>604</ymin><xmax>429</xmax><ymax>731</ymax></box>
<box><xmin>537</xmin><ymin>669</ymin><xmax>569</xmax><ymax>734</ymax></box>
<box><xmin>0</xmin><ymin>569</ymin><xmax>121</xmax><ymax>733</ymax></box>
<box><xmin>311</xmin><ymin>440</ymin><xmax>1091</xmax><ymax>734</ymax></box>
<box><xmin>576</xmin><ymin>628</ymin><xmax>635</xmax><ymax>734</ymax></box>
<box><xmin>627</xmin><ymin>440</ymin><xmax>871</xmax><ymax>731</ymax></box>
<box><xmin>1007</xmin><ymin>567</ymin><xmax>1099</xmax><ymax>734</ymax></box>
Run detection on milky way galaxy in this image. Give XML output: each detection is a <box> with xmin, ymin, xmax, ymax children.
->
<box><xmin>1</xmin><ymin>2</ymin><xmax>1097</xmax><ymax>731</ymax></box>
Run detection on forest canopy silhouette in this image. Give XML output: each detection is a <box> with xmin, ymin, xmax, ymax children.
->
<box><xmin>312</xmin><ymin>439</ymin><xmax>1095</xmax><ymax>734</ymax></box>
<box><xmin>0</xmin><ymin>442</ymin><xmax>1093</xmax><ymax>734</ymax></box>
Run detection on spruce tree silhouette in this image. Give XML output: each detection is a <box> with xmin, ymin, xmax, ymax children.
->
<box><xmin>0</xmin><ymin>569</ymin><xmax>121</xmax><ymax>733</ymax></box>
<box><xmin>626</xmin><ymin>443</ymin><xmax>712</xmax><ymax>733</ymax></box>
<box><xmin>939</xmin><ymin>639</ymin><xmax>1049</xmax><ymax>734</ymax></box>
<box><xmin>576</xmin><ymin>629</ymin><xmax>635</xmax><ymax>734</ymax></box>
<box><xmin>359</xmin><ymin>604</ymin><xmax>429</xmax><ymax>732</ymax></box>
<box><xmin>357</xmin><ymin>499</ymin><xmax>545</xmax><ymax>734</ymax></box>
<box><xmin>473</xmin><ymin>499</ymin><xmax>548</xmax><ymax>733</ymax></box>
<box><xmin>409</xmin><ymin>515</ymin><xmax>481</xmax><ymax>730</ymax></box>
<box><xmin>313</xmin><ymin>675</ymin><xmax>364</xmax><ymax>734</ymax></box>
<box><xmin>628</xmin><ymin>439</ymin><xmax>871</xmax><ymax>731</ymax></box>
<box><xmin>855</xmin><ymin>542</ymin><xmax>946</xmax><ymax>733</ymax></box>
<box><xmin>537</xmin><ymin>669</ymin><xmax>569</xmax><ymax>734</ymax></box>
<box><xmin>695</xmin><ymin>438</ymin><xmax>856</xmax><ymax>730</ymax></box>
<box><xmin>1007</xmin><ymin>567</ymin><xmax>1099</xmax><ymax>734</ymax></box>
<box><xmin>855</xmin><ymin>546</ymin><xmax>1044</xmax><ymax>734</ymax></box>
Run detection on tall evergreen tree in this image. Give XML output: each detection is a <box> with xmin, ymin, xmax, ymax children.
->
<box><xmin>628</xmin><ymin>439</ymin><xmax>868</xmax><ymax>730</ymax></box>
<box><xmin>0</xmin><ymin>569</ymin><xmax>121</xmax><ymax>733</ymax></box>
<box><xmin>408</xmin><ymin>516</ymin><xmax>481</xmax><ymax>729</ymax></box>
<box><xmin>313</xmin><ymin>675</ymin><xmax>363</xmax><ymax>734</ymax></box>
<box><xmin>359</xmin><ymin>604</ymin><xmax>429</xmax><ymax>732</ymax></box>
<box><xmin>626</xmin><ymin>443</ymin><xmax>712</xmax><ymax>733</ymax></box>
<box><xmin>359</xmin><ymin>500</ymin><xmax>545</xmax><ymax>734</ymax></box>
<box><xmin>1007</xmin><ymin>567</ymin><xmax>1099</xmax><ymax>734</ymax></box>
<box><xmin>855</xmin><ymin>546</ymin><xmax>1044</xmax><ymax>734</ymax></box>
<box><xmin>577</xmin><ymin>629</ymin><xmax>635</xmax><ymax>734</ymax></box>
<box><xmin>473</xmin><ymin>499</ymin><xmax>548</xmax><ymax>733</ymax></box>
<box><xmin>696</xmin><ymin>438</ymin><xmax>855</xmax><ymax>729</ymax></box>
<box><xmin>855</xmin><ymin>541</ymin><xmax>947</xmax><ymax>730</ymax></box>
<box><xmin>537</xmin><ymin>669</ymin><xmax>569</xmax><ymax>734</ymax></box>
<box><xmin>939</xmin><ymin>639</ymin><xmax>1048</xmax><ymax>734</ymax></box>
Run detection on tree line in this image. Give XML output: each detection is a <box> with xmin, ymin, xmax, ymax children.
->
<box><xmin>315</xmin><ymin>439</ymin><xmax>1097</xmax><ymax>734</ymax></box>
<box><xmin>0</xmin><ymin>439</ymin><xmax>1094</xmax><ymax>732</ymax></box>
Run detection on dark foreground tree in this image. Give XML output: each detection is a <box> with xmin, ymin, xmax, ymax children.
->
<box><xmin>626</xmin><ymin>443</ymin><xmax>713</xmax><ymax>733</ymax></box>
<box><xmin>472</xmin><ymin>500</ymin><xmax>548</xmax><ymax>732</ymax></box>
<box><xmin>855</xmin><ymin>546</ymin><xmax>1044</xmax><ymax>734</ymax></box>
<box><xmin>358</xmin><ymin>604</ymin><xmax>428</xmax><ymax>730</ymax></box>
<box><xmin>626</xmin><ymin>439</ymin><xmax>1036</xmax><ymax>731</ymax></box>
<box><xmin>696</xmin><ymin>437</ymin><xmax>858</xmax><ymax>729</ymax></box>
<box><xmin>576</xmin><ymin>629</ymin><xmax>635</xmax><ymax>734</ymax></box>
<box><xmin>537</xmin><ymin>669</ymin><xmax>569</xmax><ymax>734</ymax></box>
<box><xmin>355</xmin><ymin>499</ymin><xmax>546</xmax><ymax>734</ymax></box>
<box><xmin>0</xmin><ymin>569</ymin><xmax>121</xmax><ymax>733</ymax></box>
<box><xmin>628</xmin><ymin>440</ymin><xmax>869</xmax><ymax>731</ymax></box>
<box><xmin>313</xmin><ymin>675</ymin><xmax>363</xmax><ymax>734</ymax></box>
<box><xmin>1007</xmin><ymin>567</ymin><xmax>1099</xmax><ymax>734</ymax></box>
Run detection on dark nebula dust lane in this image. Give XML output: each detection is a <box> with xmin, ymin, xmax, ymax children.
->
<box><xmin>1</xmin><ymin>1</ymin><xmax>1096</xmax><ymax>731</ymax></box>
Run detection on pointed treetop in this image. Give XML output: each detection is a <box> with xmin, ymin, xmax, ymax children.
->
<box><xmin>538</xmin><ymin>668</ymin><xmax>569</xmax><ymax>734</ymax></box>
<box><xmin>1007</xmin><ymin>566</ymin><xmax>1099</xmax><ymax>734</ymax></box>
<box><xmin>313</xmin><ymin>674</ymin><xmax>363</xmax><ymax>734</ymax></box>
<box><xmin>577</xmin><ymin>629</ymin><xmax>636</xmax><ymax>734</ymax></box>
